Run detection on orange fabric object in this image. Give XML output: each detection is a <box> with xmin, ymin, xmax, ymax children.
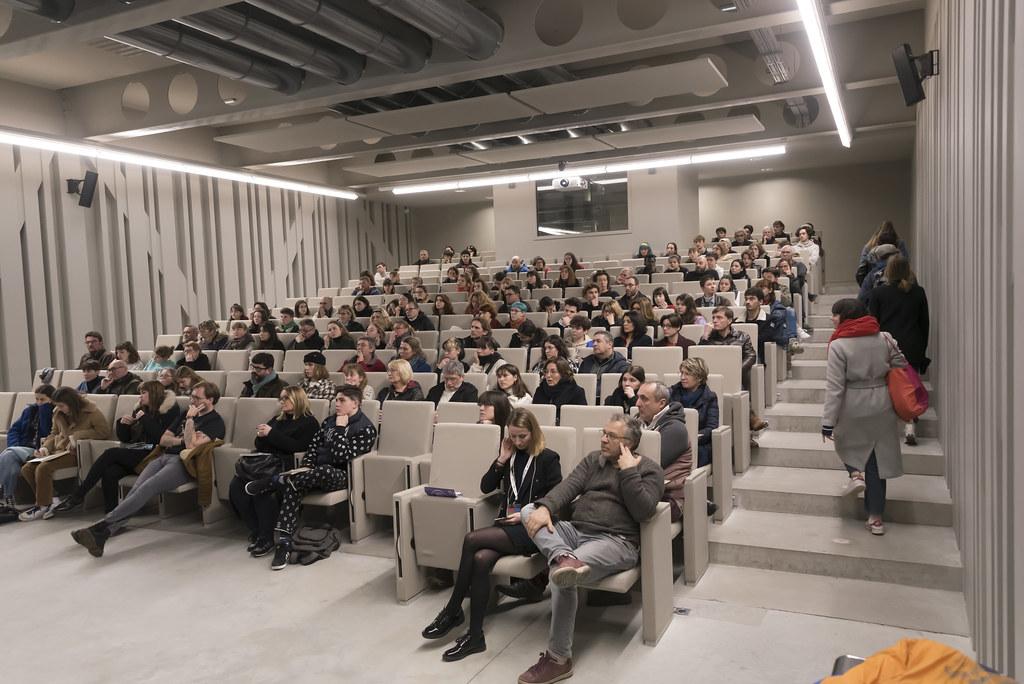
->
<box><xmin>824</xmin><ymin>638</ymin><xmax>1014</xmax><ymax>684</ymax></box>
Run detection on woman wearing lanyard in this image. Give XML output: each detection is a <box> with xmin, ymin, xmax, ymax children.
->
<box><xmin>421</xmin><ymin>408</ymin><xmax>562</xmax><ymax>662</ymax></box>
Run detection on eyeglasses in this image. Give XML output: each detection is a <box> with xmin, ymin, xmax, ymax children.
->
<box><xmin>601</xmin><ymin>430</ymin><xmax>625</xmax><ymax>440</ymax></box>
<box><xmin>250</xmin><ymin>365</ymin><xmax>269</xmax><ymax>371</ymax></box>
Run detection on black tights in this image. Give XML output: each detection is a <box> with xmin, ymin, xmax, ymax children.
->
<box><xmin>444</xmin><ymin>526</ymin><xmax>517</xmax><ymax>637</ymax></box>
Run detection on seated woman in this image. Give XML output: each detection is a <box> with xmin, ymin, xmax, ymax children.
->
<box><xmin>70</xmin><ymin>381</ymin><xmax>226</xmax><ymax>555</ymax></box>
<box><xmin>144</xmin><ymin>345</ymin><xmax>176</xmax><ymax>371</ymax></box>
<box><xmin>174</xmin><ymin>366</ymin><xmax>202</xmax><ymax>396</ymax></box>
<box><xmin>342</xmin><ymin>363</ymin><xmax>375</xmax><ymax>401</ymax></box>
<box><xmin>389</xmin><ymin>319</ymin><xmax>413</xmax><ymax>351</ymax></box>
<box><xmin>155</xmin><ymin>368</ymin><xmax>177</xmax><ymax>394</ymax></box>
<box><xmin>652</xmin><ymin>287</ymin><xmax>672</xmax><ymax>310</ymax></box>
<box><xmin>176</xmin><ymin>341</ymin><xmax>212</xmax><ymax>370</ymax></box>
<box><xmin>337</xmin><ymin>305</ymin><xmax>365</xmax><ymax>333</ymax></box>
<box><xmin>115</xmin><ymin>341</ymin><xmax>145</xmax><ymax>371</ymax></box>
<box><xmin>675</xmin><ymin>294</ymin><xmax>706</xmax><ymax>326</ymax></box>
<box><xmin>551</xmin><ymin>264</ymin><xmax>578</xmax><ymax>291</ymax></box>
<box><xmin>613</xmin><ymin>310</ymin><xmax>654</xmax><ymax>356</ymax></box>
<box><xmin>433</xmin><ymin>294</ymin><xmax>454</xmax><ymax>317</ymax></box>
<box><xmin>358</xmin><ymin>329</ymin><xmax>387</xmax><ymax>360</ymax></box>
<box><xmin>248</xmin><ymin>309</ymin><xmax>268</xmax><ymax>336</ymax></box>
<box><xmin>564</xmin><ymin>316</ymin><xmax>593</xmax><ymax>367</ymax></box>
<box><xmin>596</xmin><ymin>301</ymin><xmax>623</xmax><ymax>328</ymax></box>
<box><xmin>532</xmin><ymin>359</ymin><xmax>587</xmax><ymax>423</ymax></box>
<box><xmin>244</xmin><ymin>386</ymin><xmax>376</xmax><ymax>570</ymax></box>
<box><xmin>495</xmin><ymin>365</ymin><xmax>533</xmax><ymax>408</ymax></box>
<box><xmin>669</xmin><ymin>357</ymin><xmax>720</xmax><ymax>468</ymax></box>
<box><xmin>229</xmin><ymin>303</ymin><xmax>247</xmax><ymax>321</ymax></box>
<box><xmin>422</xmin><ymin>408</ymin><xmax>562</xmax><ymax>661</ymax></box>
<box><xmin>197</xmin><ymin>320</ymin><xmax>229</xmax><ymax>351</ymax></box>
<box><xmin>531</xmin><ymin>335</ymin><xmax>578</xmax><ymax>375</ymax></box>
<box><xmin>604</xmin><ymin>364</ymin><xmax>645</xmax><ymax>413</ymax></box>
<box><xmin>325</xmin><ymin>320</ymin><xmax>357</xmax><ymax>350</ymax></box>
<box><xmin>476</xmin><ymin>390</ymin><xmax>512</xmax><ymax>428</ymax></box>
<box><xmin>255</xmin><ymin>322</ymin><xmax>287</xmax><ymax>351</ymax></box>
<box><xmin>377</xmin><ymin>359</ymin><xmax>424</xmax><ymax>402</ymax></box>
<box><xmin>54</xmin><ymin>381</ymin><xmax>180</xmax><ymax>514</ymax></box>
<box><xmin>225</xmin><ymin>322</ymin><xmax>255</xmax><ymax>351</ymax></box>
<box><xmin>631</xmin><ymin>298</ymin><xmax>658</xmax><ymax>328</ymax></box>
<box><xmin>399</xmin><ymin>336</ymin><xmax>432</xmax><ymax>373</ymax></box>
<box><xmin>510</xmin><ymin>319</ymin><xmax>545</xmax><ymax>350</ymax></box>
<box><xmin>462</xmin><ymin>317</ymin><xmax>491</xmax><ymax>349</ymax></box>
<box><xmin>352</xmin><ymin>297</ymin><xmax>372</xmax><ymax>319</ymax></box>
<box><xmin>469</xmin><ymin>337</ymin><xmax>508</xmax><ymax>388</ymax></box>
<box><xmin>656</xmin><ymin>313</ymin><xmax>694</xmax><ymax>356</ymax></box>
<box><xmin>300</xmin><ymin>351</ymin><xmax>337</xmax><ymax>401</ymax></box>
<box><xmin>443</xmin><ymin>267</ymin><xmax>460</xmax><ymax>285</ymax></box>
<box><xmin>19</xmin><ymin>388</ymin><xmax>112</xmax><ymax>521</ymax></box>
<box><xmin>0</xmin><ymin>385</ymin><xmax>54</xmax><ymax>510</ymax></box>
<box><xmin>437</xmin><ymin>336</ymin><xmax>470</xmax><ymax>374</ymax></box>
<box><xmin>229</xmin><ymin>385</ymin><xmax>320</xmax><ymax>558</ymax></box>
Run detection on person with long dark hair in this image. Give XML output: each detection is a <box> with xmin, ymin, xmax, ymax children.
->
<box><xmin>422</xmin><ymin>408</ymin><xmax>562</xmax><ymax>661</ymax></box>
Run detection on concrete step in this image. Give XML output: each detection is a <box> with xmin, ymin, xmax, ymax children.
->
<box><xmin>807</xmin><ymin>314</ymin><xmax>834</xmax><ymax>328</ymax></box>
<box><xmin>709</xmin><ymin>509</ymin><xmax>963</xmax><ymax>590</ymax></box>
<box><xmin>809</xmin><ymin>328</ymin><xmax>834</xmax><ymax>343</ymax></box>
<box><xmin>732</xmin><ymin>466</ymin><xmax>952</xmax><ymax>526</ymax></box>
<box><xmin>791</xmin><ymin>360</ymin><xmax>826</xmax><ymax>380</ymax></box>
<box><xmin>776</xmin><ymin>378</ymin><xmax>936</xmax><ymax>407</ymax></box>
<box><xmin>752</xmin><ymin>430</ymin><xmax>945</xmax><ymax>476</ymax></box>
<box><xmin>675</xmin><ymin>565</ymin><xmax>969</xmax><ymax>636</ymax></box>
<box><xmin>794</xmin><ymin>343</ymin><xmax>828</xmax><ymax>361</ymax></box>
<box><xmin>763</xmin><ymin>402</ymin><xmax>938</xmax><ymax>438</ymax></box>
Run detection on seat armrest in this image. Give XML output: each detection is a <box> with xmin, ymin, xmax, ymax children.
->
<box><xmin>393</xmin><ymin>484</ymin><xmax>429</xmax><ymax>602</ymax></box>
<box><xmin>724</xmin><ymin>390</ymin><xmax>751</xmax><ymax>473</ymax></box>
<box><xmin>763</xmin><ymin>342</ymin><xmax>778</xmax><ymax>407</ymax></box>
<box><xmin>682</xmin><ymin>467</ymin><xmax>710</xmax><ymax>585</ymax></box>
<box><xmin>710</xmin><ymin>426</ymin><xmax>733</xmax><ymax>522</ymax></box>
<box><xmin>639</xmin><ymin>501</ymin><xmax>673</xmax><ymax>646</ymax></box>
<box><xmin>750</xmin><ymin>363</ymin><xmax>765</xmax><ymax>417</ymax></box>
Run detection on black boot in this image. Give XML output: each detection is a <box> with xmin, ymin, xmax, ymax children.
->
<box><xmin>270</xmin><ymin>536</ymin><xmax>291</xmax><ymax>570</ymax></box>
<box><xmin>495</xmin><ymin>577</ymin><xmax>546</xmax><ymax>602</ymax></box>
<box><xmin>422</xmin><ymin>606</ymin><xmax>465</xmax><ymax>639</ymax></box>
<box><xmin>54</xmin><ymin>492</ymin><xmax>84</xmax><ymax>513</ymax></box>
<box><xmin>244</xmin><ymin>477</ymin><xmax>275</xmax><ymax>496</ymax></box>
<box><xmin>71</xmin><ymin>521</ymin><xmax>110</xmax><ymax>557</ymax></box>
<box><xmin>442</xmin><ymin>632</ymin><xmax>486</xmax><ymax>662</ymax></box>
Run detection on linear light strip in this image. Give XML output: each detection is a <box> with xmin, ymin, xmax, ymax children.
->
<box><xmin>0</xmin><ymin>128</ymin><xmax>360</xmax><ymax>200</ymax></box>
<box><xmin>389</xmin><ymin>144</ymin><xmax>786</xmax><ymax>195</ymax></box>
<box><xmin>795</xmin><ymin>0</ymin><xmax>852</xmax><ymax>148</ymax></box>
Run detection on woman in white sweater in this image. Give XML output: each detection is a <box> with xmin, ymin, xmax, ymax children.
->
<box><xmin>495</xmin><ymin>365</ymin><xmax>532</xmax><ymax>407</ymax></box>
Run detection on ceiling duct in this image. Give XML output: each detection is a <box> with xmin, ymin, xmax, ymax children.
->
<box><xmin>109</xmin><ymin>24</ymin><xmax>305</xmax><ymax>94</ymax></box>
<box><xmin>366</xmin><ymin>0</ymin><xmax>502</xmax><ymax>61</ymax></box>
<box><xmin>246</xmin><ymin>0</ymin><xmax>431</xmax><ymax>73</ymax></box>
<box><xmin>2</xmin><ymin>0</ymin><xmax>74</xmax><ymax>22</ymax></box>
<box><xmin>174</xmin><ymin>7</ymin><xmax>365</xmax><ymax>84</ymax></box>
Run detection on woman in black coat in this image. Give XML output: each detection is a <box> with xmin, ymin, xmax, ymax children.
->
<box><xmin>669</xmin><ymin>358</ymin><xmax>720</xmax><ymax>468</ymax></box>
<box><xmin>533</xmin><ymin>358</ymin><xmax>588</xmax><ymax>423</ymax></box>
<box><xmin>604</xmin><ymin>365</ymin><xmax>645</xmax><ymax>413</ymax></box>
<box><xmin>421</xmin><ymin>408</ymin><xmax>562</xmax><ymax>662</ymax></box>
<box><xmin>228</xmin><ymin>386</ymin><xmax>321</xmax><ymax>557</ymax></box>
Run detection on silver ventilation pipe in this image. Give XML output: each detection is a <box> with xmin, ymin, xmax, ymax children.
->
<box><xmin>366</xmin><ymin>0</ymin><xmax>502</xmax><ymax>61</ymax></box>
<box><xmin>2</xmin><ymin>0</ymin><xmax>74</xmax><ymax>22</ymax></box>
<box><xmin>173</xmin><ymin>7</ymin><xmax>364</xmax><ymax>84</ymax></box>
<box><xmin>246</xmin><ymin>0</ymin><xmax>431</xmax><ymax>73</ymax></box>
<box><xmin>109</xmin><ymin>24</ymin><xmax>305</xmax><ymax>95</ymax></box>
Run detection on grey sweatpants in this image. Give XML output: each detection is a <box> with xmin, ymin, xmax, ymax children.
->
<box><xmin>520</xmin><ymin>503</ymin><xmax>639</xmax><ymax>660</ymax></box>
<box><xmin>103</xmin><ymin>453</ymin><xmax>192</xmax><ymax>530</ymax></box>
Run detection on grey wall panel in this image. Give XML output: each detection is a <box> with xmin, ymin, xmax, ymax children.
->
<box><xmin>914</xmin><ymin>0</ymin><xmax>1019</xmax><ymax>674</ymax></box>
<box><xmin>0</xmin><ymin>142</ymin><xmax>412</xmax><ymax>390</ymax></box>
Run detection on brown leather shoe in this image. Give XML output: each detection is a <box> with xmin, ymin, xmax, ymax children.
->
<box><xmin>750</xmin><ymin>415</ymin><xmax>769</xmax><ymax>431</ymax></box>
<box><xmin>549</xmin><ymin>554</ymin><xmax>591</xmax><ymax>588</ymax></box>
<box><xmin>518</xmin><ymin>651</ymin><xmax>574</xmax><ymax>684</ymax></box>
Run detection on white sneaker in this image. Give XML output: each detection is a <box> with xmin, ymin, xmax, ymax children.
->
<box><xmin>18</xmin><ymin>506</ymin><xmax>45</xmax><ymax>522</ymax></box>
<box><xmin>866</xmin><ymin>517</ymin><xmax>885</xmax><ymax>535</ymax></box>
<box><xmin>798</xmin><ymin>328</ymin><xmax>811</xmax><ymax>340</ymax></box>
<box><xmin>842</xmin><ymin>475</ymin><xmax>866</xmax><ymax>497</ymax></box>
<box><xmin>41</xmin><ymin>503</ymin><xmax>57</xmax><ymax>520</ymax></box>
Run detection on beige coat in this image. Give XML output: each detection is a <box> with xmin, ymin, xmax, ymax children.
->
<box><xmin>822</xmin><ymin>332</ymin><xmax>907</xmax><ymax>479</ymax></box>
<box><xmin>41</xmin><ymin>400</ymin><xmax>112</xmax><ymax>453</ymax></box>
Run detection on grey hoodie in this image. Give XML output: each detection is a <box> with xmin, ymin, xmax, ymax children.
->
<box><xmin>645</xmin><ymin>401</ymin><xmax>691</xmax><ymax>469</ymax></box>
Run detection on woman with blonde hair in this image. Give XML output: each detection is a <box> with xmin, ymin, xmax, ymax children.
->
<box><xmin>377</xmin><ymin>359</ymin><xmax>424</xmax><ymax>402</ymax></box>
<box><xmin>422</xmin><ymin>407</ymin><xmax>562</xmax><ymax>661</ymax></box>
<box><xmin>669</xmin><ymin>357</ymin><xmax>719</xmax><ymax>467</ymax></box>
<box><xmin>371</xmin><ymin>309</ymin><xmax>393</xmax><ymax>332</ymax></box>
<box><xmin>342</xmin><ymin>363</ymin><xmax>375</xmax><ymax>401</ymax></box>
<box><xmin>228</xmin><ymin>385</ymin><xmax>320</xmax><ymax>557</ymax></box>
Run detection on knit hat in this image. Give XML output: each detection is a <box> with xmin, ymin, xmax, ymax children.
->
<box><xmin>303</xmin><ymin>351</ymin><xmax>326</xmax><ymax>366</ymax></box>
<box><xmin>509</xmin><ymin>301</ymin><xmax>528</xmax><ymax>313</ymax></box>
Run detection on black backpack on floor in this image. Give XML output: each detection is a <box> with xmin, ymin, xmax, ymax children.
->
<box><xmin>288</xmin><ymin>525</ymin><xmax>341</xmax><ymax>566</ymax></box>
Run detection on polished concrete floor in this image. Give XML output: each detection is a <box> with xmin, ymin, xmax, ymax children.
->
<box><xmin>2</xmin><ymin>512</ymin><xmax>972</xmax><ymax>683</ymax></box>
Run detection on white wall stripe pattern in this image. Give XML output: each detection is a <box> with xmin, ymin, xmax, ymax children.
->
<box><xmin>0</xmin><ymin>143</ymin><xmax>413</xmax><ymax>391</ymax></box>
<box><xmin>914</xmin><ymin>0</ymin><xmax>1020</xmax><ymax>674</ymax></box>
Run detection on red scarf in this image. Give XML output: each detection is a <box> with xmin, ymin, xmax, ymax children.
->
<box><xmin>829</xmin><ymin>315</ymin><xmax>880</xmax><ymax>345</ymax></box>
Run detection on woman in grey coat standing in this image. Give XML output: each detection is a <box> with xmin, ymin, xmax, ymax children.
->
<box><xmin>821</xmin><ymin>299</ymin><xmax>907</xmax><ymax>536</ymax></box>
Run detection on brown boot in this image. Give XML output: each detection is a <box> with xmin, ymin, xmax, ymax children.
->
<box><xmin>750</xmin><ymin>414</ymin><xmax>769</xmax><ymax>431</ymax></box>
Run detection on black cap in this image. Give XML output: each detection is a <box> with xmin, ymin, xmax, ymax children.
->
<box><xmin>303</xmin><ymin>351</ymin><xmax>326</xmax><ymax>365</ymax></box>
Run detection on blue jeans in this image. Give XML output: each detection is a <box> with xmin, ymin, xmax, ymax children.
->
<box><xmin>785</xmin><ymin>308</ymin><xmax>798</xmax><ymax>339</ymax></box>
<box><xmin>0</xmin><ymin>446</ymin><xmax>35</xmax><ymax>498</ymax></box>
<box><xmin>520</xmin><ymin>503</ymin><xmax>639</xmax><ymax>659</ymax></box>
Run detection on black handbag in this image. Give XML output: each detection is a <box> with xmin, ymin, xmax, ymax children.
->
<box><xmin>234</xmin><ymin>452</ymin><xmax>282</xmax><ymax>482</ymax></box>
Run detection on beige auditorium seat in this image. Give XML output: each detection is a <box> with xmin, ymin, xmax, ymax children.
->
<box><xmin>435</xmin><ymin>402</ymin><xmax>479</xmax><ymax>424</ymax></box>
<box><xmin>598</xmin><ymin>373</ymin><xmax>623</xmax><ymax>405</ymax></box>
<box><xmin>394</xmin><ymin>422</ymin><xmax>501</xmax><ymax>601</ymax></box>
<box><xmin>351</xmin><ymin>401</ymin><xmax>434</xmax><ymax>542</ymax></box>
<box><xmin>0</xmin><ymin>392</ymin><xmax>18</xmax><ymax>450</ymax></box>
<box><xmin>499</xmin><ymin>347</ymin><xmax>527</xmax><ymax>371</ymax></box>
<box><xmin>415</xmin><ymin>331</ymin><xmax>439</xmax><ymax>350</ymax></box>
<box><xmin>283</xmin><ymin>350</ymin><xmax>314</xmax><ymax>372</ymax></box>
<box><xmin>574</xmin><ymin>373</ymin><xmax>598</xmax><ymax>406</ymax></box>
<box><xmin>224</xmin><ymin>371</ymin><xmax>250</xmax><ymax>397</ymax></box>
<box><xmin>155</xmin><ymin>334</ymin><xmax>179</xmax><ymax>349</ymax></box>
<box><xmin>212</xmin><ymin>398</ymin><xmax>281</xmax><ymax>501</ymax></box>
<box><xmin>59</xmin><ymin>370</ymin><xmax>85</xmax><ymax>389</ymax></box>
<box><xmin>689</xmin><ymin>346</ymin><xmax>751</xmax><ymax>473</ymax></box>
<box><xmin>631</xmin><ymin>347</ymin><xmax>684</xmax><ymax>378</ymax></box>
<box><xmin>365</xmin><ymin>372</ymin><xmax>390</xmax><ymax>396</ymax></box>
<box><xmin>733</xmin><ymin>322</ymin><xmax>766</xmax><ymax>418</ymax></box>
<box><xmin>490</xmin><ymin>328</ymin><xmax>515</xmax><ymax>347</ymax></box>
<box><xmin>559</xmin><ymin>405</ymin><xmax>626</xmax><ymax>459</ymax></box>
<box><xmin>75</xmin><ymin>394</ymin><xmax>141</xmax><ymax>511</ymax></box>
<box><xmin>33</xmin><ymin>368</ymin><xmax>63</xmax><ymax>386</ymax></box>
<box><xmin>323</xmin><ymin>350</ymin><xmax>357</xmax><ymax>371</ymax></box>
<box><xmin>522</xmin><ymin>372</ymin><xmax>541</xmax><ymax>397</ymax></box>
<box><xmin>195</xmin><ymin>371</ymin><xmax>226</xmax><ymax>395</ymax></box>
<box><xmin>214</xmin><ymin>350</ymin><xmax>250</xmax><ymax>372</ymax></box>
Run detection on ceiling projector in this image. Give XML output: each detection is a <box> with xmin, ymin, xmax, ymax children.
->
<box><xmin>552</xmin><ymin>176</ymin><xmax>589</xmax><ymax>191</ymax></box>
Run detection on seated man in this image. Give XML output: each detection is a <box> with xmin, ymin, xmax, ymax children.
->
<box><xmin>742</xmin><ymin>286</ymin><xmax>790</xmax><ymax>362</ymax></box>
<box><xmin>695</xmin><ymin>274</ymin><xmax>728</xmax><ymax>308</ymax></box>
<box><xmin>78</xmin><ymin>331</ymin><xmax>115</xmax><ymax>369</ymax></box>
<box><xmin>636</xmin><ymin>381</ymin><xmax>694</xmax><ymax>520</ymax></box>
<box><xmin>174</xmin><ymin>325</ymin><xmax>200</xmax><ymax>351</ymax></box>
<box><xmin>316</xmin><ymin>296</ymin><xmax>335</xmax><ymax>319</ymax></box>
<box><xmin>699</xmin><ymin>306</ymin><xmax>765</xmax><ymax>432</ymax></box>
<box><xmin>617</xmin><ymin>276</ymin><xmax>646</xmax><ymax>311</ymax></box>
<box><xmin>97</xmin><ymin>360</ymin><xmax>143</xmax><ymax>396</ymax></box>
<box><xmin>373</xmin><ymin>262</ymin><xmax>389</xmax><ymax>287</ymax></box>
<box><xmin>241</xmin><ymin>352</ymin><xmax>287</xmax><ymax>398</ymax></box>
<box><xmin>414</xmin><ymin>249</ymin><xmax>433</xmax><ymax>266</ymax></box>
<box><xmin>288</xmin><ymin>318</ymin><xmax>325</xmax><ymax>351</ymax></box>
<box><xmin>553</xmin><ymin>299</ymin><xmax>581</xmax><ymax>335</ymax></box>
<box><xmin>198</xmin><ymin>320</ymin><xmax>229</xmax><ymax>350</ymax></box>
<box><xmin>276</xmin><ymin>307</ymin><xmax>299</xmax><ymax>334</ymax></box>
<box><xmin>578</xmin><ymin>331</ymin><xmax>629</xmax><ymax>399</ymax></box>
<box><xmin>404</xmin><ymin>300</ymin><xmax>436</xmax><ymax>332</ymax></box>
<box><xmin>426</xmin><ymin>360</ymin><xmax>479</xmax><ymax>406</ymax></box>
<box><xmin>662</xmin><ymin>255</ymin><xmax>683</xmax><ymax>273</ymax></box>
<box><xmin>505</xmin><ymin>255</ymin><xmax>529</xmax><ymax>273</ymax></box>
<box><xmin>499</xmin><ymin>285</ymin><xmax>531</xmax><ymax>313</ymax></box>
<box><xmin>518</xmin><ymin>416</ymin><xmax>664</xmax><ymax>683</ymax></box>
<box><xmin>70</xmin><ymin>381</ymin><xmax>227</xmax><ymax>557</ymax></box>
<box><xmin>352</xmin><ymin>272</ymin><xmax>382</xmax><ymax>296</ymax></box>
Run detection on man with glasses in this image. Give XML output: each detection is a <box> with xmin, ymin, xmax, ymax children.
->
<box><xmin>617</xmin><ymin>275</ymin><xmax>647</xmax><ymax>311</ymax></box>
<box><xmin>656</xmin><ymin>313</ymin><xmax>694</xmax><ymax>354</ymax></box>
<box><xmin>174</xmin><ymin>324</ymin><xmax>200</xmax><ymax>351</ymax></box>
<box><xmin>426</xmin><ymin>360</ymin><xmax>479</xmax><ymax>406</ymax></box>
<box><xmin>518</xmin><ymin>415</ymin><xmax>664</xmax><ymax>684</ymax></box>
<box><xmin>97</xmin><ymin>360</ymin><xmax>142</xmax><ymax>396</ymax></box>
<box><xmin>78</xmin><ymin>331</ymin><xmax>114</xmax><ymax>370</ymax></box>
<box><xmin>241</xmin><ymin>352</ymin><xmax>287</xmax><ymax>399</ymax></box>
<box><xmin>71</xmin><ymin>381</ymin><xmax>227</xmax><ymax>557</ymax></box>
<box><xmin>288</xmin><ymin>318</ymin><xmax>324</xmax><ymax>351</ymax></box>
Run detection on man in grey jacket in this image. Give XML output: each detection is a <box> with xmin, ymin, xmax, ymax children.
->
<box><xmin>577</xmin><ymin>331</ymin><xmax>629</xmax><ymax>399</ymax></box>
<box><xmin>636</xmin><ymin>382</ymin><xmax>690</xmax><ymax>469</ymax></box>
<box><xmin>518</xmin><ymin>415</ymin><xmax>665</xmax><ymax>684</ymax></box>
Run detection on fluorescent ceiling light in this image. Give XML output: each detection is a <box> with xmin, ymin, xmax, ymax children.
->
<box><xmin>387</xmin><ymin>143</ymin><xmax>786</xmax><ymax>195</ymax></box>
<box><xmin>593</xmin><ymin>177</ymin><xmax>628</xmax><ymax>185</ymax></box>
<box><xmin>796</xmin><ymin>0</ymin><xmax>852</xmax><ymax>147</ymax></box>
<box><xmin>0</xmin><ymin>127</ymin><xmax>359</xmax><ymax>200</ymax></box>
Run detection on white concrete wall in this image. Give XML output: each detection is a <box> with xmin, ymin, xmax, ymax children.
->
<box><xmin>914</xmin><ymin>0</ymin><xmax>1020</xmax><ymax>674</ymax></box>
<box><xmin>411</xmin><ymin>201</ymin><xmax>495</xmax><ymax>255</ymax></box>
<box><xmin>700</xmin><ymin>161</ymin><xmax>912</xmax><ymax>284</ymax></box>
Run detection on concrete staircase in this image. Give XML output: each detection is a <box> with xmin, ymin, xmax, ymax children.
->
<box><xmin>689</xmin><ymin>290</ymin><xmax>967</xmax><ymax>635</ymax></box>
